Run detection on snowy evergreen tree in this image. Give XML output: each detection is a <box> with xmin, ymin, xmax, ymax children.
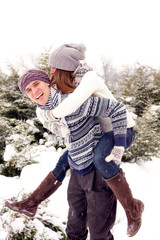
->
<box><xmin>119</xmin><ymin>63</ymin><xmax>160</xmax><ymax>162</ymax></box>
<box><xmin>124</xmin><ymin>103</ymin><xmax>160</xmax><ymax>161</ymax></box>
<box><xmin>120</xmin><ymin>63</ymin><xmax>160</xmax><ymax>116</ymax></box>
<box><xmin>35</xmin><ymin>47</ymin><xmax>51</xmax><ymax>75</ymax></box>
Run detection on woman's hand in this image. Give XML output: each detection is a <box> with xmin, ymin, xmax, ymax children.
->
<box><xmin>105</xmin><ymin>146</ymin><xmax>125</xmax><ymax>165</ymax></box>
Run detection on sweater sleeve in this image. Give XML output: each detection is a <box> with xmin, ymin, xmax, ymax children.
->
<box><xmin>78</xmin><ymin>96</ymin><xmax>127</xmax><ymax>147</ymax></box>
<box><xmin>52</xmin><ymin>71</ymin><xmax>103</xmax><ymax>118</ymax></box>
<box><xmin>36</xmin><ymin>107</ymin><xmax>45</xmax><ymax>124</ymax></box>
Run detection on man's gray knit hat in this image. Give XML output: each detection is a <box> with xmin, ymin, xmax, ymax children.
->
<box><xmin>18</xmin><ymin>69</ymin><xmax>50</xmax><ymax>95</ymax></box>
<box><xmin>49</xmin><ymin>43</ymin><xmax>86</xmax><ymax>71</ymax></box>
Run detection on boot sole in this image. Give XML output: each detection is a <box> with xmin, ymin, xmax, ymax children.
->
<box><xmin>127</xmin><ymin>201</ymin><xmax>144</xmax><ymax>237</ymax></box>
<box><xmin>5</xmin><ymin>201</ymin><xmax>36</xmax><ymax>218</ymax></box>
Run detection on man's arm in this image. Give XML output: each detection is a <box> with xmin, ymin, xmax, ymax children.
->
<box><xmin>74</xmin><ymin>96</ymin><xmax>127</xmax><ymax>148</ymax></box>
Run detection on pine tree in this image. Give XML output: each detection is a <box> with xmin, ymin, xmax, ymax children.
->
<box><xmin>120</xmin><ymin>63</ymin><xmax>158</xmax><ymax>116</ymax></box>
<box><xmin>124</xmin><ymin>103</ymin><xmax>160</xmax><ymax>161</ymax></box>
<box><xmin>119</xmin><ymin>63</ymin><xmax>160</xmax><ymax>162</ymax></box>
<box><xmin>35</xmin><ymin>47</ymin><xmax>51</xmax><ymax>75</ymax></box>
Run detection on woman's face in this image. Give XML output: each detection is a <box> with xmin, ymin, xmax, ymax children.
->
<box><xmin>25</xmin><ymin>80</ymin><xmax>50</xmax><ymax>105</ymax></box>
<box><xmin>50</xmin><ymin>67</ymin><xmax>56</xmax><ymax>76</ymax></box>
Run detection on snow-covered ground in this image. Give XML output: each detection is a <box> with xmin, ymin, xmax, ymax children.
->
<box><xmin>0</xmin><ymin>145</ymin><xmax>160</xmax><ymax>239</ymax></box>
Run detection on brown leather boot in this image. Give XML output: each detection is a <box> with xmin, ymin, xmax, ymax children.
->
<box><xmin>104</xmin><ymin>169</ymin><xmax>144</xmax><ymax>237</ymax></box>
<box><xmin>5</xmin><ymin>172</ymin><xmax>62</xmax><ymax>217</ymax></box>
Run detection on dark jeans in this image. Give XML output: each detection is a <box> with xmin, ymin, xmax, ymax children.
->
<box><xmin>52</xmin><ymin>128</ymin><xmax>135</xmax><ymax>181</ymax></box>
<box><xmin>93</xmin><ymin>128</ymin><xmax>135</xmax><ymax>179</ymax></box>
<box><xmin>66</xmin><ymin>167</ymin><xmax>117</xmax><ymax>240</ymax></box>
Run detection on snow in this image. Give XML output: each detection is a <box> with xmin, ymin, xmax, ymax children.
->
<box><xmin>3</xmin><ymin>145</ymin><xmax>16</xmax><ymax>162</ymax></box>
<box><xmin>0</xmin><ymin>144</ymin><xmax>160</xmax><ymax>239</ymax></box>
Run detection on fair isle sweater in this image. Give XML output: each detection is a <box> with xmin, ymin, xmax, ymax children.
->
<box><xmin>38</xmin><ymin>87</ymin><xmax>127</xmax><ymax>175</ymax></box>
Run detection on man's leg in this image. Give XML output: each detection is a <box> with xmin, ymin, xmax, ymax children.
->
<box><xmin>66</xmin><ymin>170</ymin><xmax>88</xmax><ymax>240</ymax></box>
<box><xmin>86</xmin><ymin>168</ymin><xmax>117</xmax><ymax>240</ymax></box>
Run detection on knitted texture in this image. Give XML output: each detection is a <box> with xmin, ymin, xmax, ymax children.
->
<box><xmin>72</xmin><ymin>63</ymin><xmax>93</xmax><ymax>87</ymax></box>
<box><xmin>18</xmin><ymin>69</ymin><xmax>50</xmax><ymax>94</ymax></box>
<box><xmin>49</xmin><ymin>43</ymin><xmax>85</xmax><ymax>71</ymax></box>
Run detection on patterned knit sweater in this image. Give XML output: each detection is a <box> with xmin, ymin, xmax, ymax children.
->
<box><xmin>38</xmin><ymin>87</ymin><xmax>127</xmax><ymax>175</ymax></box>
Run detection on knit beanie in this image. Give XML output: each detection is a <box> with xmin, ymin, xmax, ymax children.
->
<box><xmin>18</xmin><ymin>69</ymin><xmax>51</xmax><ymax>95</ymax></box>
<box><xmin>49</xmin><ymin>43</ymin><xmax>86</xmax><ymax>71</ymax></box>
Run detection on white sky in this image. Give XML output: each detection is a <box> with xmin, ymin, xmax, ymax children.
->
<box><xmin>0</xmin><ymin>0</ymin><xmax>160</xmax><ymax>72</ymax></box>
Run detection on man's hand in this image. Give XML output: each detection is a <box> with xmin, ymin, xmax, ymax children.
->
<box><xmin>41</xmin><ymin>110</ymin><xmax>56</xmax><ymax>122</ymax></box>
<box><xmin>36</xmin><ymin>108</ymin><xmax>67</xmax><ymax>138</ymax></box>
<box><xmin>43</xmin><ymin>121</ymin><xmax>67</xmax><ymax>138</ymax></box>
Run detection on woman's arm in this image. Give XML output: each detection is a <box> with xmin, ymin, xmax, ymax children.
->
<box><xmin>52</xmin><ymin>71</ymin><xmax>105</xmax><ymax>118</ymax></box>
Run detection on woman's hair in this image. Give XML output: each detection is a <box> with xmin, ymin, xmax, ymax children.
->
<box><xmin>50</xmin><ymin>69</ymin><xmax>76</xmax><ymax>94</ymax></box>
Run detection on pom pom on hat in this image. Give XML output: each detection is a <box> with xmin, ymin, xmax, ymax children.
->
<box><xmin>18</xmin><ymin>69</ymin><xmax>51</xmax><ymax>95</ymax></box>
<box><xmin>76</xmin><ymin>43</ymin><xmax>86</xmax><ymax>55</ymax></box>
<box><xmin>49</xmin><ymin>43</ymin><xmax>86</xmax><ymax>71</ymax></box>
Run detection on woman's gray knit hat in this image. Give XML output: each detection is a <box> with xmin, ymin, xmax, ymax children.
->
<box><xmin>49</xmin><ymin>43</ymin><xmax>86</xmax><ymax>71</ymax></box>
<box><xmin>18</xmin><ymin>69</ymin><xmax>50</xmax><ymax>95</ymax></box>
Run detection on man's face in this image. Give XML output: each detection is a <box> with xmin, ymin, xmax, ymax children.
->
<box><xmin>25</xmin><ymin>80</ymin><xmax>50</xmax><ymax>105</ymax></box>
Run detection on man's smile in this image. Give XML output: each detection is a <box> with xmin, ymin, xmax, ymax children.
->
<box><xmin>36</xmin><ymin>93</ymin><xmax>43</xmax><ymax>99</ymax></box>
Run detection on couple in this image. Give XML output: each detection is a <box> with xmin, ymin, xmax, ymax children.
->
<box><xmin>5</xmin><ymin>43</ymin><xmax>144</xmax><ymax>239</ymax></box>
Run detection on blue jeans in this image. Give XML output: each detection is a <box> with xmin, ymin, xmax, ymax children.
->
<box><xmin>52</xmin><ymin>128</ymin><xmax>135</xmax><ymax>181</ymax></box>
<box><xmin>93</xmin><ymin>128</ymin><xmax>135</xmax><ymax>179</ymax></box>
<box><xmin>52</xmin><ymin>150</ymin><xmax>69</xmax><ymax>182</ymax></box>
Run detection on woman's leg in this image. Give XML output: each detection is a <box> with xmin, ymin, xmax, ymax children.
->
<box><xmin>105</xmin><ymin>169</ymin><xmax>144</xmax><ymax>237</ymax></box>
<box><xmin>93</xmin><ymin>128</ymin><xmax>135</xmax><ymax>179</ymax></box>
<box><xmin>52</xmin><ymin>150</ymin><xmax>70</xmax><ymax>181</ymax></box>
<box><xmin>5</xmin><ymin>150</ymin><xmax>69</xmax><ymax>217</ymax></box>
<box><xmin>93</xmin><ymin>128</ymin><xmax>144</xmax><ymax>237</ymax></box>
<box><xmin>93</xmin><ymin>131</ymin><xmax>119</xmax><ymax>179</ymax></box>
